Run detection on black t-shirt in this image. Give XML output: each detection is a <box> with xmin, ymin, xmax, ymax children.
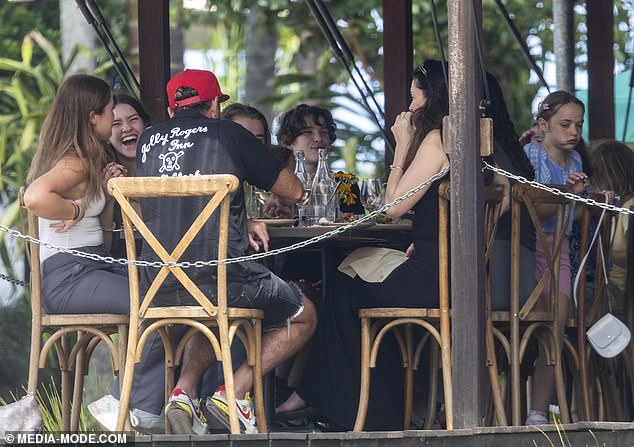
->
<box><xmin>136</xmin><ymin>108</ymin><xmax>284</xmax><ymax>296</ymax></box>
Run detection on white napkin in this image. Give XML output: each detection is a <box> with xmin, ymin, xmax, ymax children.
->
<box><xmin>338</xmin><ymin>247</ymin><xmax>408</xmax><ymax>283</ymax></box>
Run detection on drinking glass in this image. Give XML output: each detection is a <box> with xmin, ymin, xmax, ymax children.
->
<box><xmin>254</xmin><ymin>187</ymin><xmax>272</xmax><ymax>216</ymax></box>
<box><xmin>360</xmin><ymin>178</ymin><xmax>383</xmax><ymax>216</ymax></box>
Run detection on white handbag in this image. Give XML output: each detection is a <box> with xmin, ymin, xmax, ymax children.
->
<box><xmin>586</xmin><ymin>312</ymin><xmax>631</xmax><ymax>358</ymax></box>
<box><xmin>574</xmin><ymin>203</ymin><xmax>631</xmax><ymax>359</ymax></box>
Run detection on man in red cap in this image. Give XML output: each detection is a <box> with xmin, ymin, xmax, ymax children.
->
<box><xmin>134</xmin><ymin>69</ymin><xmax>317</xmax><ymax>434</ymax></box>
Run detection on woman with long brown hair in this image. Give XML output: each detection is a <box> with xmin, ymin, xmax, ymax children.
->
<box><xmin>24</xmin><ymin>74</ymin><xmax>128</xmax><ymax>314</ymax></box>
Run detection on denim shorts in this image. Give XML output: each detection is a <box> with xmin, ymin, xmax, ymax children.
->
<box><xmin>152</xmin><ymin>272</ymin><xmax>304</xmax><ymax>329</ymax></box>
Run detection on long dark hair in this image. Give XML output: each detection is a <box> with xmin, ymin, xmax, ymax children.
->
<box><xmin>589</xmin><ymin>139</ymin><xmax>634</xmax><ymax>199</ymax></box>
<box><xmin>485</xmin><ymin>72</ymin><xmax>535</xmax><ymax>180</ymax></box>
<box><xmin>106</xmin><ymin>92</ymin><xmax>151</xmax><ymax>164</ymax></box>
<box><xmin>404</xmin><ymin>60</ymin><xmax>449</xmax><ymax>170</ymax></box>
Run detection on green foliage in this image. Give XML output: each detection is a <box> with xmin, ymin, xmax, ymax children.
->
<box><xmin>0</xmin><ymin>297</ymin><xmax>30</xmax><ymax>400</ymax></box>
<box><xmin>0</xmin><ymin>1</ymin><xmax>61</xmax><ymax>66</ymax></box>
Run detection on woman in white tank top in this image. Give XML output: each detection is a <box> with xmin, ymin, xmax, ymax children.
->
<box><xmin>23</xmin><ymin>74</ymin><xmax>128</xmax><ymax>315</ymax></box>
<box><xmin>24</xmin><ymin>75</ymin><xmax>169</xmax><ymax>427</ymax></box>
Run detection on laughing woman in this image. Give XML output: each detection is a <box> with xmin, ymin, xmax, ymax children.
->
<box><xmin>104</xmin><ymin>93</ymin><xmax>151</xmax><ymax>258</ymax></box>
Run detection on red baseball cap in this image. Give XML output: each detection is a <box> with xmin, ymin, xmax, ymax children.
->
<box><xmin>166</xmin><ymin>69</ymin><xmax>230</xmax><ymax>109</ymax></box>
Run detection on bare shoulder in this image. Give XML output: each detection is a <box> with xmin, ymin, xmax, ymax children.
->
<box><xmin>413</xmin><ymin>129</ymin><xmax>446</xmax><ymax>162</ymax></box>
<box><xmin>55</xmin><ymin>155</ymin><xmax>86</xmax><ymax>173</ymax></box>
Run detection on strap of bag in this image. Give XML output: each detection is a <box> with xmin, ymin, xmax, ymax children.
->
<box><xmin>573</xmin><ymin>198</ymin><xmax>608</xmax><ymax>310</ymax></box>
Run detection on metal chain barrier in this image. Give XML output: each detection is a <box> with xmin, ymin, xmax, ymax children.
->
<box><xmin>0</xmin><ymin>166</ymin><xmax>449</xmax><ymax>270</ymax></box>
<box><xmin>0</xmin><ymin>272</ymin><xmax>29</xmax><ymax>287</ymax></box>
<box><xmin>482</xmin><ymin>160</ymin><xmax>634</xmax><ymax>216</ymax></box>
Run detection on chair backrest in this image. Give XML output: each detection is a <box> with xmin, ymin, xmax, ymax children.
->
<box><xmin>437</xmin><ymin>181</ymin><xmax>505</xmax><ymax>311</ymax></box>
<box><xmin>511</xmin><ymin>183</ymin><xmax>570</xmax><ymax>320</ymax></box>
<box><xmin>574</xmin><ymin>194</ymin><xmax>612</xmax><ymax>325</ymax></box>
<box><xmin>18</xmin><ymin>188</ymin><xmax>43</xmax><ymax>326</ymax></box>
<box><xmin>108</xmin><ymin>175</ymin><xmax>240</xmax><ymax>321</ymax></box>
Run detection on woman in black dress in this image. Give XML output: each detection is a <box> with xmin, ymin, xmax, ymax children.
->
<box><xmin>287</xmin><ymin>60</ymin><xmax>450</xmax><ymax>431</ymax></box>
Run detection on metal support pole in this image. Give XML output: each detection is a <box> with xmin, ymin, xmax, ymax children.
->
<box><xmin>447</xmin><ymin>0</ymin><xmax>487</xmax><ymax>428</ymax></box>
<box><xmin>553</xmin><ymin>0</ymin><xmax>575</xmax><ymax>92</ymax></box>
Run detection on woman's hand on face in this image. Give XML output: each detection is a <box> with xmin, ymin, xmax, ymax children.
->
<box><xmin>102</xmin><ymin>162</ymin><xmax>128</xmax><ymax>195</ymax></box>
<box><xmin>391</xmin><ymin>112</ymin><xmax>414</xmax><ymax>157</ymax></box>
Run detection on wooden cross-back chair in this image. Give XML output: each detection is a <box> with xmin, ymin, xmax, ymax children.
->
<box><xmin>352</xmin><ymin>181</ymin><xmax>504</xmax><ymax>432</ymax></box>
<box><xmin>20</xmin><ymin>188</ymin><xmax>128</xmax><ymax>431</ymax></box>
<box><xmin>487</xmin><ymin>183</ymin><xmax>571</xmax><ymax>426</ymax></box>
<box><xmin>109</xmin><ymin>175</ymin><xmax>266</xmax><ymax>434</ymax></box>
<box><xmin>562</xmin><ymin>194</ymin><xmax>616</xmax><ymax>422</ymax></box>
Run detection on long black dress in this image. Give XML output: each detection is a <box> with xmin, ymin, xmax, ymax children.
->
<box><xmin>297</xmin><ymin>174</ymin><xmax>447</xmax><ymax>431</ymax></box>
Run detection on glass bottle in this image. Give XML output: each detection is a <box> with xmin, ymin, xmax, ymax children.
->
<box><xmin>293</xmin><ymin>151</ymin><xmax>312</xmax><ymax>226</ymax></box>
<box><xmin>309</xmin><ymin>148</ymin><xmax>336</xmax><ymax>224</ymax></box>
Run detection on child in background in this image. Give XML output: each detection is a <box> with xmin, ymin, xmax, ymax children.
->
<box><xmin>588</xmin><ymin>139</ymin><xmax>634</xmax><ymax>302</ymax></box>
<box><xmin>523</xmin><ymin>90</ymin><xmax>588</xmax><ymax>425</ymax></box>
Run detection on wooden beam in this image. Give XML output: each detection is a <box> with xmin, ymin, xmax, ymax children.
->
<box><xmin>587</xmin><ymin>0</ymin><xmax>614</xmax><ymax>140</ymax></box>
<box><xmin>447</xmin><ymin>0</ymin><xmax>487</xmax><ymax>428</ymax></box>
<box><xmin>138</xmin><ymin>0</ymin><xmax>170</xmax><ymax>123</ymax></box>
<box><xmin>382</xmin><ymin>0</ymin><xmax>412</xmax><ymax>167</ymax></box>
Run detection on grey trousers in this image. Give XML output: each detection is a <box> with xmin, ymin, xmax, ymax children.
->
<box><xmin>41</xmin><ymin>248</ymin><xmax>166</xmax><ymax>414</ymax></box>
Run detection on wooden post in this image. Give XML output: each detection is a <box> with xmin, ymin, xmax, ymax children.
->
<box><xmin>382</xmin><ymin>0</ymin><xmax>412</xmax><ymax>167</ymax></box>
<box><xmin>587</xmin><ymin>0</ymin><xmax>615</xmax><ymax>140</ymax></box>
<box><xmin>447</xmin><ymin>0</ymin><xmax>487</xmax><ymax>427</ymax></box>
<box><xmin>138</xmin><ymin>0</ymin><xmax>170</xmax><ymax>123</ymax></box>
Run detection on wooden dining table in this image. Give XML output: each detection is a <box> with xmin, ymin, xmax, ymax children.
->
<box><xmin>257</xmin><ymin>220</ymin><xmax>414</xmax><ymax>424</ymax></box>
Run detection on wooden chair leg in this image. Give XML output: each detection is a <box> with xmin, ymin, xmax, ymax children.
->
<box><xmin>60</xmin><ymin>335</ymin><xmax>72</xmax><ymax>432</ymax></box>
<box><xmin>486</xmin><ymin>330</ymin><xmax>508</xmax><ymax>425</ymax></box>
<box><xmin>117</xmin><ymin>324</ymin><xmax>128</xmax><ymax>392</ymax></box>
<box><xmin>219</xmin><ymin>322</ymin><xmax>240</xmax><ymax>434</ymax></box>
<box><xmin>554</xmin><ymin>351</ymin><xmax>570</xmax><ymax>423</ymax></box>
<box><xmin>116</xmin><ymin>324</ymin><xmax>139</xmax><ymax>432</ymax></box>
<box><xmin>252</xmin><ymin>320</ymin><xmax>267</xmax><ymax>432</ymax></box>
<box><xmin>70</xmin><ymin>344</ymin><xmax>86</xmax><ymax>431</ymax></box>
<box><xmin>440</xmin><ymin>334</ymin><xmax>453</xmax><ymax>430</ymax></box>
<box><xmin>353</xmin><ymin>318</ymin><xmax>372</xmax><ymax>431</ymax></box>
<box><xmin>403</xmin><ymin>325</ymin><xmax>414</xmax><ymax>430</ymax></box>
<box><xmin>424</xmin><ymin>343</ymin><xmax>439</xmax><ymax>430</ymax></box>
<box><xmin>61</xmin><ymin>368</ymin><xmax>72</xmax><ymax>432</ymax></box>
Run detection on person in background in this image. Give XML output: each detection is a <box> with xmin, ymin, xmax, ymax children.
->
<box><xmin>280</xmin><ymin>60</ymin><xmax>450</xmax><ymax>430</ymax></box>
<box><xmin>484</xmin><ymin>72</ymin><xmax>537</xmax><ymax>312</ymax></box>
<box><xmin>588</xmin><ymin>139</ymin><xmax>634</xmax><ymax>305</ymax></box>
<box><xmin>104</xmin><ymin>93</ymin><xmax>151</xmax><ymax>259</ymax></box>
<box><xmin>523</xmin><ymin>90</ymin><xmax>587</xmax><ymax>425</ymax></box>
<box><xmin>222</xmin><ymin>103</ymin><xmax>271</xmax><ymax>149</ymax></box>
<box><xmin>276</xmin><ymin>104</ymin><xmax>336</xmax><ymax>174</ymax></box>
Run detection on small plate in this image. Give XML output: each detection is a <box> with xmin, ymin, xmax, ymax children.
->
<box><xmin>254</xmin><ymin>218</ymin><xmax>296</xmax><ymax>227</ymax></box>
<box><xmin>319</xmin><ymin>221</ymin><xmax>374</xmax><ymax>228</ymax></box>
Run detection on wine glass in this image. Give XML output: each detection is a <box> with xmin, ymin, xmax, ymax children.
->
<box><xmin>295</xmin><ymin>172</ymin><xmax>313</xmax><ymax>226</ymax></box>
<box><xmin>254</xmin><ymin>187</ymin><xmax>272</xmax><ymax>216</ymax></box>
<box><xmin>360</xmin><ymin>178</ymin><xmax>383</xmax><ymax>216</ymax></box>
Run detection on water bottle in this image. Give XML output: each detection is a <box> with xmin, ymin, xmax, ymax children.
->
<box><xmin>309</xmin><ymin>148</ymin><xmax>336</xmax><ymax>224</ymax></box>
<box><xmin>293</xmin><ymin>151</ymin><xmax>312</xmax><ymax>226</ymax></box>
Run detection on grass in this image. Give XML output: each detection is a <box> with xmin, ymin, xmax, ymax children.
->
<box><xmin>0</xmin><ymin>377</ymin><xmax>97</xmax><ymax>433</ymax></box>
<box><xmin>531</xmin><ymin>416</ymin><xmax>605</xmax><ymax>447</ymax></box>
